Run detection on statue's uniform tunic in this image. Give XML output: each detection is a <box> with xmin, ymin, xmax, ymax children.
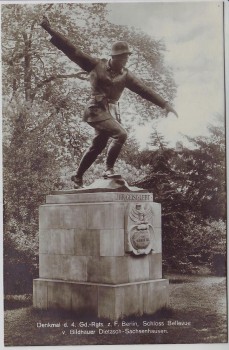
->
<box><xmin>49</xmin><ymin>30</ymin><xmax>168</xmax><ymax>175</ymax></box>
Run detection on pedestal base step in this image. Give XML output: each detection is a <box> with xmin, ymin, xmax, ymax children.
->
<box><xmin>33</xmin><ymin>278</ymin><xmax>169</xmax><ymax>320</ymax></box>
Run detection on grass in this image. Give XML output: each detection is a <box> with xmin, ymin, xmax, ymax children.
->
<box><xmin>4</xmin><ymin>294</ymin><xmax>32</xmax><ymax>310</ymax></box>
<box><xmin>4</xmin><ymin>274</ymin><xmax>228</xmax><ymax>346</ymax></box>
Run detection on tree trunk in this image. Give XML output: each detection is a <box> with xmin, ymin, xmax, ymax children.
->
<box><xmin>22</xmin><ymin>32</ymin><xmax>32</xmax><ymax>102</ymax></box>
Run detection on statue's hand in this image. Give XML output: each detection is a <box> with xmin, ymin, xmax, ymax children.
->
<box><xmin>40</xmin><ymin>15</ymin><xmax>51</xmax><ymax>30</ymax></box>
<box><xmin>164</xmin><ymin>102</ymin><xmax>179</xmax><ymax>118</ymax></box>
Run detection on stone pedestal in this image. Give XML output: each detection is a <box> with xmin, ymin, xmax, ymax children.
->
<box><xmin>33</xmin><ymin>189</ymin><xmax>169</xmax><ymax>320</ymax></box>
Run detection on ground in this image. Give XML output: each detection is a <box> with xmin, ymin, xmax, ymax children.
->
<box><xmin>4</xmin><ymin>274</ymin><xmax>228</xmax><ymax>346</ymax></box>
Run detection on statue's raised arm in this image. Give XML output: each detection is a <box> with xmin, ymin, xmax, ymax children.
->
<box><xmin>40</xmin><ymin>15</ymin><xmax>98</xmax><ymax>72</ymax></box>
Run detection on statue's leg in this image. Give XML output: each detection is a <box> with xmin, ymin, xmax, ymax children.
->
<box><xmin>75</xmin><ymin>129</ymin><xmax>109</xmax><ymax>179</ymax></box>
<box><xmin>95</xmin><ymin>118</ymin><xmax>128</xmax><ymax>171</ymax></box>
<box><xmin>72</xmin><ymin>119</ymin><xmax>127</xmax><ymax>186</ymax></box>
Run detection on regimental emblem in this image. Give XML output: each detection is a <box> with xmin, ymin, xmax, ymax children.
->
<box><xmin>125</xmin><ymin>203</ymin><xmax>155</xmax><ymax>255</ymax></box>
<box><xmin>129</xmin><ymin>204</ymin><xmax>153</xmax><ymax>223</ymax></box>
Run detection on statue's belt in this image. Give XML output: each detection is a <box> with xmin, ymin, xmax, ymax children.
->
<box><xmin>90</xmin><ymin>95</ymin><xmax>118</xmax><ymax>105</ymax></box>
<box><xmin>88</xmin><ymin>95</ymin><xmax>121</xmax><ymax>122</ymax></box>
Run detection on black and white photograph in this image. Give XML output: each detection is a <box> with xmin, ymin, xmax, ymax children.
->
<box><xmin>1</xmin><ymin>0</ymin><xmax>228</xmax><ymax>347</ymax></box>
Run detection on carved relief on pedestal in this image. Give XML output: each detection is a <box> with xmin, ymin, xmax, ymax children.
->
<box><xmin>125</xmin><ymin>203</ymin><xmax>155</xmax><ymax>255</ymax></box>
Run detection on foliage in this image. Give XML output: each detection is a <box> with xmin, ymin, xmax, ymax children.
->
<box><xmin>183</xmin><ymin>219</ymin><xmax>226</xmax><ymax>276</ymax></box>
<box><xmin>182</xmin><ymin>122</ymin><xmax>226</xmax><ymax>220</ymax></box>
<box><xmin>4</xmin><ymin>219</ymin><xmax>39</xmax><ymax>294</ymax></box>
<box><xmin>133</xmin><ymin>117</ymin><xmax>226</xmax><ymax>274</ymax></box>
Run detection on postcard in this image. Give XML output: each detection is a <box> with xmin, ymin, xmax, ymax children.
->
<box><xmin>1</xmin><ymin>0</ymin><xmax>228</xmax><ymax>348</ymax></box>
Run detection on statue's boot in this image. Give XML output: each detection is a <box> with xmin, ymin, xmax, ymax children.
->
<box><xmin>103</xmin><ymin>168</ymin><xmax>120</xmax><ymax>178</ymax></box>
<box><xmin>71</xmin><ymin>175</ymin><xmax>83</xmax><ymax>189</ymax></box>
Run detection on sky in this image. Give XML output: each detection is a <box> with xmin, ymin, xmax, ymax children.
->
<box><xmin>107</xmin><ymin>1</ymin><xmax>225</xmax><ymax>147</ymax></box>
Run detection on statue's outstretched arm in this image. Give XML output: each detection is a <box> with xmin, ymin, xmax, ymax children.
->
<box><xmin>40</xmin><ymin>15</ymin><xmax>98</xmax><ymax>72</ymax></box>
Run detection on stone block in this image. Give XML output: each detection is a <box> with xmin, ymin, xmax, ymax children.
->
<box><xmin>152</xmin><ymin>227</ymin><xmax>162</xmax><ymax>253</ymax></box>
<box><xmin>122</xmin><ymin>283</ymin><xmax>143</xmax><ymax>316</ymax></box>
<box><xmin>39</xmin><ymin>229</ymin><xmax>75</xmax><ymax>255</ymax></box>
<box><xmin>87</xmin><ymin>257</ymin><xmax>129</xmax><ymax>284</ymax></box>
<box><xmin>39</xmin><ymin>205</ymin><xmax>61</xmax><ymax>229</ymax></box>
<box><xmin>47</xmin><ymin>281</ymin><xmax>72</xmax><ymax>310</ymax></box>
<box><xmin>151</xmin><ymin>203</ymin><xmax>161</xmax><ymax>228</ymax></box>
<box><xmin>74</xmin><ymin>229</ymin><xmax>100</xmax><ymax>256</ymax></box>
<box><xmin>46</xmin><ymin>192</ymin><xmax>154</xmax><ymax>204</ymax></box>
<box><xmin>46</xmin><ymin>192</ymin><xmax>144</xmax><ymax>204</ymax></box>
<box><xmin>87</xmin><ymin>257</ymin><xmax>115</xmax><ymax>284</ymax></box>
<box><xmin>127</xmin><ymin>255</ymin><xmax>150</xmax><ymax>282</ymax></box>
<box><xmin>49</xmin><ymin>229</ymin><xmax>66</xmax><ymax>255</ymax></box>
<box><xmin>86</xmin><ymin>254</ymin><xmax>163</xmax><ymax>284</ymax></box>
<box><xmin>98</xmin><ymin>286</ymin><xmax>116</xmax><ymax>319</ymax></box>
<box><xmin>39</xmin><ymin>230</ymin><xmax>51</xmax><ymax>254</ymax></box>
<box><xmin>33</xmin><ymin>279</ymin><xmax>169</xmax><ymax>320</ymax></box>
<box><xmin>39</xmin><ymin>254</ymin><xmax>62</xmax><ymax>279</ymax></box>
<box><xmin>99</xmin><ymin>284</ymin><xmax>142</xmax><ymax>320</ymax></box>
<box><xmin>113</xmin><ymin>287</ymin><xmax>125</xmax><ymax>319</ymax></box>
<box><xmin>62</xmin><ymin>255</ymin><xmax>87</xmax><ymax>281</ymax></box>
<box><xmin>40</xmin><ymin>254</ymin><xmax>87</xmax><ymax>281</ymax></box>
<box><xmin>148</xmin><ymin>253</ymin><xmax>162</xmax><ymax>279</ymax></box>
<box><xmin>72</xmin><ymin>284</ymin><xmax>98</xmax><ymax>314</ymax></box>
<box><xmin>40</xmin><ymin>204</ymin><xmax>88</xmax><ymax>229</ymax></box>
<box><xmin>60</xmin><ymin>204</ymin><xmax>87</xmax><ymax>229</ymax></box>
<box><xmin>49</xmin><ymin>228</ymin><xmax>75</xmax><ymax>255</ymax></box>
<box><xmin>87</xmin><ymin>204</ymin><xmax>114</xmax><ymax>229</ymax></box>
<box><xmin>113</xmin><ymin>203</ymin><xmax>125</xmax><ymax>228</ymax></box>
<box><xmin>64</xmin><ymin>229</ymin><xmax>75</xmax><ymax>255</ymax></box>
<box><xmin>33</xmin><ymin>279</ymin><xmax>48</xmax><ymax>309</ymax></box>
<box><xmin>143</xmin><ymin>279</ymin><xmax>169</xmax><ymax>314</ymax></box>
<box><xmin>98</xmin><ymin>279</ymin><xmax>169</xmax><ymax>319</ymax></box>
<box><xmin>100</xmin><ymin>229</ymin><xmax>124</xmax><ymax>256</ymax></box>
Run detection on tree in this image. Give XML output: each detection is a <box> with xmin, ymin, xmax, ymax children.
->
<box><xmin>133</xmin><ymin>116</ymin><xmax>226</xmax><ymax>274</ymax></box>
<box><xmin>2</xmin><ymin>3</ymin><xmax>108</xmax><ymax>222</ymax></box>
<box><xmin>183</xmin><ymin>117</ymin><xmax>226</xmax><ymax>220</ymax></box>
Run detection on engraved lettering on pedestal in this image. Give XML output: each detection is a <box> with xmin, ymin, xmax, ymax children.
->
<box><xmin>125</xmin><ymin>203</ymin><xmax>155</xmax><ymax>255</ymax></box>
<box><xmin>115</xmin><ymin>193</ymin><xmax>153</xmax><ymax>202</ymax></box>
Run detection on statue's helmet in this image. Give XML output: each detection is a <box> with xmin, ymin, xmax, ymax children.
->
<box><xmin>111</xmin><ymin>41</ymin><xmax>132</xmax><ymax>56</ymax></box>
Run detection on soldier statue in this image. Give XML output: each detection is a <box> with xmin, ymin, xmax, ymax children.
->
<box><xmin>40</xmin><ymin>16</ymin><xmax>178</xmax><ymax>189</ymax></box>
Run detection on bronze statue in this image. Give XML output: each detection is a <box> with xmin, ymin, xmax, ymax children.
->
<box><xmin>40</xmin><ymin>16</ymin><xmax>178</xmax><ymax>188</ymax></box>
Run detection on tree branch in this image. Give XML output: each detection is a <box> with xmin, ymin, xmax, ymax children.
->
<box><xmin>128</xmin><ymin>51</ymin><xmax>140</xmax><ymax>71</ymax></box>
<box><xmin>29</xmin><ymin>112</ymin><xmax>55</xmax><ymax>133</ymax></box>
<box><xmin>31</xmin><ymin>72</ymin><xmax>89</xmax><ymax>100</ymax></box>
<box><xmin>45</xmin><ymin>4</ymin><xmax>54</xmax><ymax>12</ymax></box>
<box><xmin>29</xmin><ymin>19</ymin><xmax>38</xmax><ymax>40</ymax></box>
<box><xmin>33</xmin><ymin>53</ymin><xmax>48</xmax><ymax>77</ymax></box>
